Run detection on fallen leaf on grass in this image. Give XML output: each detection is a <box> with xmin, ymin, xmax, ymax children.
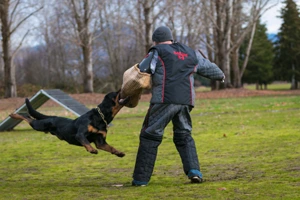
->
<box><xmin>112</xmin><ymin>184</ymin><xmax>123</xmax><ymax>187</ymax></box>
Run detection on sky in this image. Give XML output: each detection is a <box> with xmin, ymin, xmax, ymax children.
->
<box><xmin>262</xmin><ymin>0</ymin><xmax>300</xmax><ymax>34</ymax></box>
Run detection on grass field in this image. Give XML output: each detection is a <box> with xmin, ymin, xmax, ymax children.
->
<box><xmin>243</xmin><ymin>82</ymin><xmax>291</xmax><ymax>91</ymax></box>
<box><xmin>0</xmin><ymin>94</ymin><xmax>300</xmax><ymax>199</ymax></box>
<box><xmin>196</xmin><ymin>82</ymin><xmax>292</xmax><ymax>92</ymax></box>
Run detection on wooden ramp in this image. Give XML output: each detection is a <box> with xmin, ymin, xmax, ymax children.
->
<box><xmin>0</xmin><ymin>89</ymin><xmax>89</xmax><ymax>131</ymax></box>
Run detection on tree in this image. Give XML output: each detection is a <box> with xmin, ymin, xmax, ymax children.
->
<box><xmin>242</xmin><ymin>21</ymin><xmax>274</xmax><ymax>89</ymax></box>
<box><xmin>126</xmin><ymin>0</ymin><xmax>167</xmax><ymax>54</ymax></box>
<box><xmin>0</xmin><ymin>0</ymin><xmax>42</xmax><ymax>98</ymax></box>
<box><xmin>0</xmin><ymin>46</ymin><xmax>3</xmax><ymax>88</ymax></box>
<box><xmin>166</xmin><ymin>0</ymin><xmax>204</xmax><ymax>49</ymax></box>
<box><xmin>199</xmin><ymin>0</ymin><xmax>274</xmax><ymax>89</ymax></box>
<box><xmin>27</xmin><ymin>0</ymin><xmax>88</xmax><ymax>92</ymax></box>
<box><xmin>274</xmin><ymin>0</ymin><xmax>300</xmax><ymax>89</ymax></box>
<box><xmin>96</xmin><ymin>0</ymin><xmax>139</xmax><ymax>91</ymax></box>
<box><xmin>69</xmin><ymin>0</ymin><xmax>95</xmax><ymax>93</ymax></box>
<box><xmin>229</xmin><ymin>0</ymin><xmax>274</xmax><ymax>88</ymax></box>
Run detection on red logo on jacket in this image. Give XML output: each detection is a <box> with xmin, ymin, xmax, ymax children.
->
<box><xmin>174</xmin><ymin>51</ymin><xmax>188</xmax><ymax>60</ymax></box>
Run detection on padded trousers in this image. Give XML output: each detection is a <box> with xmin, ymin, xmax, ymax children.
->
<box><xmin>133</xmin><ymin>104</ymin><xmax>200</xmax><ymax>183</ymax></box>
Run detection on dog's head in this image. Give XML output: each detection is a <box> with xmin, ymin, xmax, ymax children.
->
<box><xmin>100</xmin><ymin>90</ymin><xmax>130</xmax><ymax>119</ymax></box>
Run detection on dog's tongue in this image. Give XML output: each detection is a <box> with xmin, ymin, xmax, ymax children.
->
<box><xmin>118</xmin><ymin>96</ymin><xmax>130</xmax><ymax>105</ymax></box>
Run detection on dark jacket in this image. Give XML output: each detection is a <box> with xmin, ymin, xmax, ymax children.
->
<box><xmin>139</xmin><ymin>42</ymin><xmax>224</xmax><ymax>106</ymax></box>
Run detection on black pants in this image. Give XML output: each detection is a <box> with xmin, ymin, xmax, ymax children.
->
<box><xmin>133</xmin><ymin>104</ymin><xmax>200</xmax><ymax>182</ymax></box>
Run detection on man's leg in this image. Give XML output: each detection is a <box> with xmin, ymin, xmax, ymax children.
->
<box><xmin>172</xmin><ymin>105</ymin><xmax>203</xmax><ymax>183</ymax></box>
<box><xmin>132</xmin><ymin>104</ymin><xmax>181</xmax><ymax>186</ymax></box>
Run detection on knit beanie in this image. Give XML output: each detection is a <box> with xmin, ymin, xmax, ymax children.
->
<box><xmin>152</xmin><ymin>26</ymin><xmax>173</xmax><ymax>42</ymax></box>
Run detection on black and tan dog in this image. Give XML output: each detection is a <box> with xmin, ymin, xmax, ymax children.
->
<box><xmin>9</xmin><ymin>91</ymin><xmax>129</xmax><ymax>157</ymax></box>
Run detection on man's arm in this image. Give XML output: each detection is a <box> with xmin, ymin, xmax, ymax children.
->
<box><xmin>138</xmin><ymin>50</ymin><xmax>158</xmax><ymax>74</ymax></box>
<box><xmin>195</xmin><ymin>50</ymin><xmax>225</xmax><ymax>81</ymax></box>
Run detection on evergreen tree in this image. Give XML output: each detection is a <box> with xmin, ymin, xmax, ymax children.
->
<box><xmin>241</xmin><ymin>21</ymin><xmax>274</xmax><ymax>89</ymax></box>
<box><xmin>274</xmin><ymin>0</ymin><xmax>300</xmax><ymax>89</ymax></box>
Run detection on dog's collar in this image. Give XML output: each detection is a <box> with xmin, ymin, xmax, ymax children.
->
<box><xmin>96</xmin><ymin>106</ymin><xmax>109</xmax><ymax>129</ymax></box>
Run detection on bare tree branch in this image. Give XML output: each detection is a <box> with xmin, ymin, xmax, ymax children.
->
<box><xmin>9</xmin><ymin>0</ymin><xmax>21</xmax><ymax>28</ymax></box>
<box><xmin>12</xmin><ymin>29</ymin><xmax>29</xmax><ymax>57</ymax></box>
<box><xmin>240</xmin><ymin>20</ymin><xmax>257</xmax><ymax>78</ymax></box>
<box><xmin>10</xmin><ymin>6</ymin><xmax>43</xmax><ymax>35</ymax></box>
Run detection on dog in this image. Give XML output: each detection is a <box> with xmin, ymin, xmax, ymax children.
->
<box><xmin>9</xmin><ymin>91</ymin><xmax>129</xmax><ymax>157</ymax></box>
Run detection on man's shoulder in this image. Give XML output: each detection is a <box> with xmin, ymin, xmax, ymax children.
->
<box><xmin>172</xmin><ymin>42</ymin><xmax>191</xmax><ymax>48</ymax></box>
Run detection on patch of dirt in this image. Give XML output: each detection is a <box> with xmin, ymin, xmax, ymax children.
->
<box><xmin>1</xmin><ymin>88</ymin><xmax>300</xmax><ymax>112</ymax></box>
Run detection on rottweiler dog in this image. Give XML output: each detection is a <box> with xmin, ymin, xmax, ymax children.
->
<box><xmin>9</xmin><ymin>91</ymin><xmax>129</xmax><ymax>157</ymax></box>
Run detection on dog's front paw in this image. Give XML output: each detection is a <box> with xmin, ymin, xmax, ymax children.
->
<box><xmin>116</xmin><ymin>152</ymin><xmax>125</xmax><ymax>157</ymax></box>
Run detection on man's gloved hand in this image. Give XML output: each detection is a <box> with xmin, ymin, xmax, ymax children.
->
<box><xmin>221</xmin><ymin>75</ymin><xmax>225</xmax><ymax>83</ymax></box>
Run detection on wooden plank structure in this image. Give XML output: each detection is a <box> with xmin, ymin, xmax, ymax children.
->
<box><xmin>0</xmin><ymin>89</ymin><xmax>89</xmax><ymax>131</ymax></box>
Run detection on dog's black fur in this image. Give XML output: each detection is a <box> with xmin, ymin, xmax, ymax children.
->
<box><xmin>9</xmin><ymin>91</ymin><xmax>129</xmax><ymax>157</ymax></box>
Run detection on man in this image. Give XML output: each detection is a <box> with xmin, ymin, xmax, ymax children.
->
<box><xmin>132</xmin><ymin>26</ymin><xmax>225</xmax><ymax>186</ymax></box>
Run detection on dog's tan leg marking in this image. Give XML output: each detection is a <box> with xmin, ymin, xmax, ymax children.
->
<box><xmin>88</xmin><ymin>125</ymin><xmax>98</xmax><ymax>133</ymax></box>
<box><xmin>83</xmin><ymin>144</ymin><xmax>98</xmax><ymax>154</ymax></box>
<box><xmin>87</xmin><ymin>125</ymin><xmax>107</xmax><ymax>138</ymax></box>
<box><xmin>9</xmin><ymin>113</ymin><xmax>33</xmax><ymax>124</ymax></box>
<box><xmin>97</xmin><ymin>130</ymin><xmax>107</xmax><ymax>138</ymax></box>
<box><xmin>96</xmin><ymin>143</ymin><xmax>125</xmax><ymax>157</ymax></box>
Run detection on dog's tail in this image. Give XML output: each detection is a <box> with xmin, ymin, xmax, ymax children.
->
<box><xmin>25</xmin><ymin>98</ymin><xmax>51</xmax><ymax>120</ymax></box>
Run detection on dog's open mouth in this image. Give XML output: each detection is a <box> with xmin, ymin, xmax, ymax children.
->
<box><xmin>118</xmin><ymin>95</ymin><xmax>130</xmax><ymax>106</ymax></box>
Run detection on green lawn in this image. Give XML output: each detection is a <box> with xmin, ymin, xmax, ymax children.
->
<box><xmin>0</xmin><ymin>95</ymin><xmax>300</xmax><ymax>199</ymax></box>
<box><xmin>244</xmin><ymin>82</ymin><xmax>291</xmax><ymax>90</ymax></box>
<box><xmin>195</xmin><ymin>82</ymin><xmax>291</xmax><ymax>92</ymax></box>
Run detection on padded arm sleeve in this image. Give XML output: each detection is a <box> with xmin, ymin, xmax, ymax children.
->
<box><xmin>138</xmin><ymin>50</ymin><xmax>158</xmax><ymax>74</ymax></box>
<box><xmin>195</xmin><ymin>50</ymin><xmax>225</xmax><ymax>81</ymax></box>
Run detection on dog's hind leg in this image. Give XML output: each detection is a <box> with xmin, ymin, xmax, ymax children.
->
<box><xmin>9</xmin><ymin>113</ymin><xmax>33</xmax><ymax>124</ymax></box>
<box><xmin>10</xmin><ymin>113</ymin><xmax>49</xmax><ymax>133</ymax></box>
